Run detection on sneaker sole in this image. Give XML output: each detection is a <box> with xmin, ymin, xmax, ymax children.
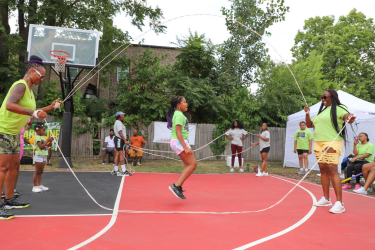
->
<box><xmin>329</xmin><ymin>208</ymin><xmax>345</xmax><ymax>214</ymax></box>
<box><xmin>0</xmin><ymin>215</ymin><xmax>15</xmax><ymax>220</ymax></box>
<box><xmin>32</xmin><ymin>190</ymin><xmax>42</xmax><ymax>193</ymax></box>
<box><xmin>168</xmin><ymin>186</ymin><xmax>185</xmax><ymax>200</ymax></box>
<box><xmin>314</xmin><ymin>203</ymin><xmax>332</xmax><ymax>207</ymax></box>
<box><xmin>4</xmin><ymin>204</ymin><xmax>30</xmax><ymax>209</ymax></box>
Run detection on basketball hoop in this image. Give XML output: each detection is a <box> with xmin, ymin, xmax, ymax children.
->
<box><xmin>50</xmin><ymin>50</ymin><xmax>70</xmax><ymax>72</ymax></box>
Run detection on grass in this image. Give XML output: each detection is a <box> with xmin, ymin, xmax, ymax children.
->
<box><xmin>20</xmin><ymin>157</ymin><xmax>374</xmax><ymax>196</ymax></box>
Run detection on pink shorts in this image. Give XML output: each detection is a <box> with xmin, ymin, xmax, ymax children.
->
<box><xmin>170</xmin><ymin>139</ymin><xmax>191</xmax><ymax>155</ymax></box>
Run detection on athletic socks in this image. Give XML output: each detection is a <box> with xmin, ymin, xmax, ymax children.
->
<box><xmin>121</xmin><ymin>165</ymin><xmax>126</xmax><ymax>172</ymax></box>
<box><xmin>300</xmin><ymin>168</ymin><xmax>303</xmax><ymax>171</ymax></box>
<box><xmin>114</xmin><ymin>166</ymin><xmax>119</xmax><ymax>171</ymax></box>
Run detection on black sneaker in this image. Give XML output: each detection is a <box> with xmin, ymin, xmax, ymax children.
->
<box><xmin>111</xmin><ymin>170</ymin><xmax>120</xmax><ymax>176</ymax></box>
<box><xmin>124</xmin><ymin>170</ymin><xmax>132</xmax><ymax>176</ymax></box>
<box><xmin>169</xmin><ymin>184</ymin><xmax>186</xmax><ymax>200</ymax></box>
<box><xmin>3</xmin><ymin>196</ymin><xmax>29</xmax><ymax>209</ymax></box>
<box><xmin>0</xmin><ymin>205</ymin><xmax>14</xmax><ymax>220</ymax></box>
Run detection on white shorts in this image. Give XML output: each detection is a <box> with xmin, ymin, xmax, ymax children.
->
<box><xmin>35</xmin><ymin>155</ymin><xmax>47</xmax><ymax>163</ymax></box>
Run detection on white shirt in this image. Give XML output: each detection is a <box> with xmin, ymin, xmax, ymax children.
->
<box><xmin>114</xmin><ymin>120</ymin><xmax>126</xmax><ymax>138</ymax></box>
<box><xmin>259</xmin><ymin>130</ymin><xmax>270</xmax><ymax>150</ymax></box>
<box><xmin>225</xmin><ymin>128</ymin><xmax>248</xmax><ymax>147</ymax></box>
<box><xmin>105</xmin><ymin>136</ymin><xmax>115</xmax><ymax>148</ymax></box>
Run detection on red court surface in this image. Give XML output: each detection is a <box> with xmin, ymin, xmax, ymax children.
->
<box><xmin>2</xmin><ymin>173</ymin><xmax>375</xmax><ymax>249</ymax></box>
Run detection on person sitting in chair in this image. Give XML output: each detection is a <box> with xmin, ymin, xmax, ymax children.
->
<box><xmin>129</xmin><ymin>130</ymin><xmax>146</xmax><ymax>166</ymax></box>
<box><xmin>101</xmin><ymin>129</ymin><xmax>115</xmax><ymax>165</ymax></box>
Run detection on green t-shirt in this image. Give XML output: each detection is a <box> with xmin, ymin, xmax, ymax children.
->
<box><xmin>0</xmin><ymin>79</ymin><xmax>36</xmax><ymax>135</ymax></box>
<box><xmin>294</xmin><ymin>129</ymin><xmax>313</xmax><ymax>150</ymax></box>
<box><xmin>356</xmin><ymin>142</ymin><xmax>375</xmax><ymax>162</ymax></box>
<box><xmin>171</xmin><ymin>110</ymin><xmax>189</xmax><ymax>139</ymax></box>
<box><xmin>311</xmin><ymin>105</ymin><xmax>349</xmax><ymax>141</ymax></box>
<box><xmin>34</xmin><ymin>135</ymin><xmax>49</xmax><ymax>156</ymax></box>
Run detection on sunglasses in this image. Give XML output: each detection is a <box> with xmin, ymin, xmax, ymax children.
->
<box><xmin>34</xmin><ymin>69</ymin><xmax>45</xmax><ymax>80</ymax></box>
<box><xmin>320</xmin><ymin>96</ymin><xmax>330</xmax><ymax>100</ymax></box>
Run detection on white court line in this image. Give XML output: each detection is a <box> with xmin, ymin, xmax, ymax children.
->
<box><xmin>233</xmin><ymin>175</ymin><xmax>317</xmax><ymax>250</ymax></box>
<box><xmin>68</xmin><ymin>175</ymin><xmax>126</xmax><ymax>250</ymax></box>
<box><xmin>273</xmin><ymin>175</ymin><xmax>375</xmax><ymax>201</ymax></box>
<box><xmin>17</xmin><ymin>214</ymin><xmax>111</xmax><ymax>218</ymax></box>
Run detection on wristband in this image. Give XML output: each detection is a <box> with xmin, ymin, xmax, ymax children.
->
<box><xmin>54</xmin><ymin>102</ymin><xmax>61</xmax><ymax>109</ymax></box>
<box><xmin>32</xmin><ymin>110</ymin><xmax>42</xmax><ymax>118</ymax></box>
<box><xmin>305</xmin><ymin>111</ymin><xmax>310</xmax><ymax>114</ymax></box>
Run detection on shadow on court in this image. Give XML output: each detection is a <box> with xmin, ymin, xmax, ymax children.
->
<box><xmin>3</xmin><ymin>171</ymin><xmax>121</xmax><ymax>216</ymax></box>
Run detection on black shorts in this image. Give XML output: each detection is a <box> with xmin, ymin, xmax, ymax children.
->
<box><xmin>297</xmin><ymin>149</ymin><xmax>309</xmax><ymax>155</ymax></box>
<box><xmin>260</xmin><ymin>147</ymin><xmax>270</xmax><ymax>153</ymax></box>
<box><xmin>114</xmin><ymin>136</ymin><xmax>125</xmax><ymax>151</ymax></box>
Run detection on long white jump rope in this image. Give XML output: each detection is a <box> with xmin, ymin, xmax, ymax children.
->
<box><xmin>40</xmin><ymin>14</ymin><xmax>353</xmax><ymax>214</ymax></box>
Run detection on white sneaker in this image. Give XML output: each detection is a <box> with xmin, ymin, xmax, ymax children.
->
<box><xmin>353</xmin><ymin>187</ymin><xmax>368</xmax><ymax>195</ymax></box>
<box><xmin>39</xmin><ymin>185</ymin><xmax>49</xmax><ymax>191</ymax></box>
<box><xmin>329</xmin><ymin>201</ymin><xmax>345</xmax><ymax>214</ymax></box>
<box><xmin>239</xmin><ymin>169</ymin><xmax>244</xmax><ymax>173</ymax></box>
<box><xmin>256</xmin><ymin>172</ymin><xmax>263</xmax><ymax>177</ymax></box>
<box><xmin>314</xmin><ymin>196</ymin><xmax>332</xmax><ymax>207</ymax></box>
<box><xmin>262</xmin><ymin>172</ymin><xmax>268</xmax><ymax>176</ymax></box>
<box><xmin>230</xmin><ymin>168</ymin><xmax>234</xmax><ymax>172</ymax></box>
<box><xmin>32</xmin><ymin>186</ymin><xmax>42</xmax><ymax>193</ymax></box>
<box><xmin>367</xmin><ymin>187</ymin><xmax>373</xmax><ymax>192</ymax></box>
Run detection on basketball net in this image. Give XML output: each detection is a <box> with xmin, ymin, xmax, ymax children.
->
<box><xmin>50</xmin><ymin>50</ymin><xmax>70</xmax><ymax>72</ymax></box>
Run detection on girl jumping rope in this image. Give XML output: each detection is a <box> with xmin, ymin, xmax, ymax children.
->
<box><xmin>32</xmin><ymin>123</ymin><xmax>53</xmax><ymax>193</ymax></box>
<box><xmin>167</xmin><ymin>96</ymin><xmax>197</xmax><ymax>200</ymax></box>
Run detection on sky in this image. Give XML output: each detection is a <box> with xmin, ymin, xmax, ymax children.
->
<box><xmin>8</xmin><ymin>0</ymin><xmax>375</xmax><ymax>62</ymax></box>
<box><xmin>111</xmin><ymin>0</ymin><xmax>375</xmax><ymax>63</ymax></box>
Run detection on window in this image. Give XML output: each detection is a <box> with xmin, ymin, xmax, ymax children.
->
<box><xmin>66</xmin><ymin>68</ymin><xmax>79</xmax><ymax>80</ymax></box>
<box><xmin>117</xmin><ymin>67</ymin><xmax>129</xmax><ymax>82</ymax></box>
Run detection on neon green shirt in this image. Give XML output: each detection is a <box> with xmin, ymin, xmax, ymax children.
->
<box><xmin>294</xmin><ymin>129</ymin><xmax>313</xmax><ymax>150</ymax></box>
<box><xmin>0</xmin><ymin>80</ymin><xmax>36</xmax><ymax>135</ymax></box>
<box><xmin>34</xmin><ymin>135</ymin><xmax>49</xmax><ymax>156</ymax></box>
<box><xmin>171</xmin><ymin>110</ymin><xmax>189</xmax><ymax>139</ymax></box>
<box><xmin>356</xmin><ymin>142</ymin><xmax>375</xmax><ymax>162</ymax></box>
<box><xmin>311</xmin><ymin>105</ymin><xmax>349</xmax><ymax>141</ymax></box>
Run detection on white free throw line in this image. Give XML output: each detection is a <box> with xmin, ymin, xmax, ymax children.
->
<box><xmin>16</xmin><ymin>214</ymin><xmax>111</xmax><ymax>218</ymax></box>
<box><xmin>233</xmin><ymin>175</ymin><xmax>317</xmax><ymax>250</ymax></box>
<box><xmin>68</xmin><ymin>175</ymin><xmax>126</xmax><ymax>250</ymax></box>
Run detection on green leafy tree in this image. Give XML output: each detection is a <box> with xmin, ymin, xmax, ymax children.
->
<box><xmin>292</xmin><ymin>9</ymin><xmax>375</xmax><ymax>101</ymax></box>
<box><xmin>255</xmin><ymin>50</ymin><xmax>333</xmax><ymax>126</ymax></box>
<box><xmin>220</xmin><ymin>0</ymin><xmax>289</xmax><ymax>86</ymax></box>
<box><xmin>115</xmin><ymin>48</ymin><xmax>173</xmax><ymax>127</ymax></box>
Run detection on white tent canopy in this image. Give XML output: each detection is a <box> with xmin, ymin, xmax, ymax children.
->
<box><xmin>284</xmin><ymin>90</ymin><xmax>375</xmax><ymax>170</ymax></box>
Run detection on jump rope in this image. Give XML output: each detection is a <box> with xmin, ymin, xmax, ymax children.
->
<box><xmin>40</xmin><ymin>14</ymin><xmax>354</xmax><ymax>214</ymax></box>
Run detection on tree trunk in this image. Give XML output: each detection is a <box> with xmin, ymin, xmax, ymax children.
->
<box><xmin>0</xmin><ymin>2</ymin><xmax>10</xmax><ymax>91</ymax></box>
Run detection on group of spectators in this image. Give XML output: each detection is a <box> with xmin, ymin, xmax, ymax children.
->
<box><xmin>293</xmin><ymin>120</ymin><xmax>375</xmax><ymax>195</ymax></box>
<box><xmin>101</xmin><ymin>119</ymin><xmax>146</xmax><ymax>168</ymax></box>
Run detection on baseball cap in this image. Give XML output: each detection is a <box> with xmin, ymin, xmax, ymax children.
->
<box><xmin>115</xmin><ymin>111</ymin><xmax>126</xmax><ymax>116</ymax></box>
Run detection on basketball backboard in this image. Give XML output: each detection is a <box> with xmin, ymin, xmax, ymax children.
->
<box><xmin>27</xmin><ymin>24</ymin><xmax>100</xmax><ymax>68</ymax></box>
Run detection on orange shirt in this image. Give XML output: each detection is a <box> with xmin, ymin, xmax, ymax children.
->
<box><xmin>130</xmin><ymin>135</ymin><xmax>146</xmax><ymax>148</ymax></box>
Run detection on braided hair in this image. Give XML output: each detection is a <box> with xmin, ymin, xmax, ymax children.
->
<box><xmin>317</xmin><ymin>90</ymin><xmax>349</xmax><ymax>142</ymax></box>
<box><xmin>26</xmin><ymin>55</ymin><xmax>43</xmax><ymax>71</ymax></box>
<box><xmin>166</xmin><ymin>96</ymin><xmax>183</xmax><ymax>129</ymax></box>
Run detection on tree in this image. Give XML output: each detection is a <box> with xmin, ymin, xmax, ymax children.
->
<box><xmin>115</xmin><ymin>48</ymin><xmax>173</xmax><ymax>127</ymax></box>
<box><xmin>172</xmin><ymin>30</ymin><xmax>217</xmax><ymax>79</ymax></box>
<box><xmin>292</xmin><ymin>9</ymin><xmax>375</xmax><ymax>101</ymax></box>
<box><xmin>220</xmin><ymin>0</ymin><xmax>289</xmax><ymax>86</ymax></box>
<box><xmin>255</xmin><ymin>50</ymin><xmax>333</xmax><ymax>126</ymax></box>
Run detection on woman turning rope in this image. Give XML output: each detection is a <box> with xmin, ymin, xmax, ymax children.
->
<box><xmin>167</xmin><ymin>96</ymin><xmax>197</xmax><ymax>200</ymax></box>
<box><xmin>305</xmin><ymin>90</ymin><xmax>355</xmax><ymax>214</ymax></box>
<box><xmin>0</xmin><ymin>56</ymin><xmax>60</xmax><ymax>220</ymax></box>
